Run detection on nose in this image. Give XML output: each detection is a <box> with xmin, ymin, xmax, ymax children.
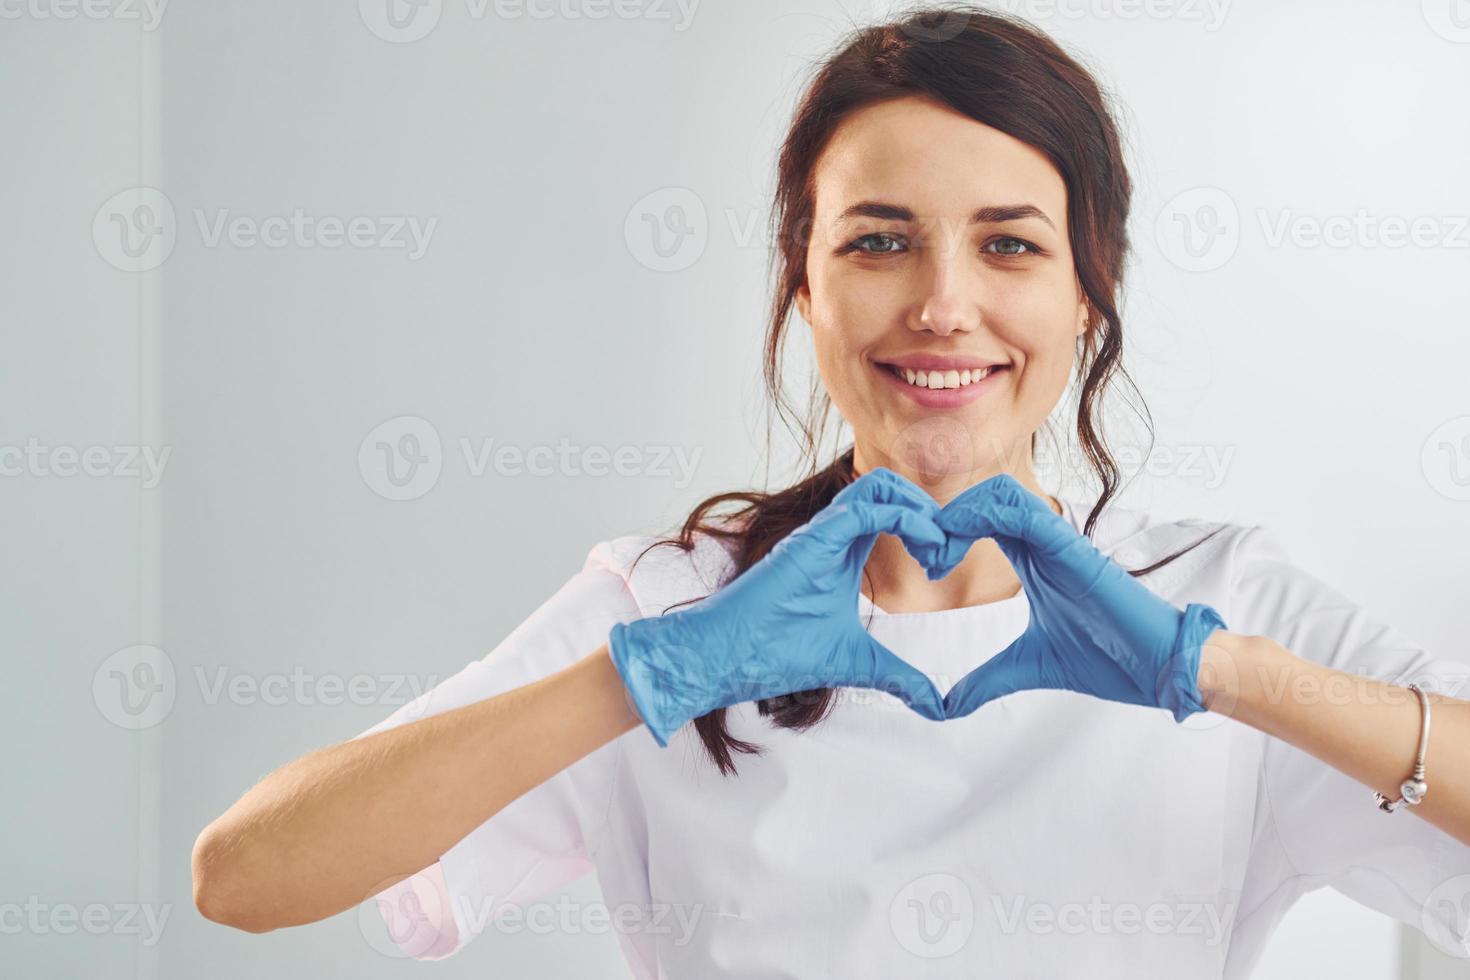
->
<box><xmin>908</xmin><ymin>232</ymin><xmax>981</xmax><ymax>337</ymax></box>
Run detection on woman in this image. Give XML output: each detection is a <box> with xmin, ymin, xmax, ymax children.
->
<box><xmin>192</xmin><ymin>6</ymin><xmax>1470</xmax><ymax>977</ymax></box>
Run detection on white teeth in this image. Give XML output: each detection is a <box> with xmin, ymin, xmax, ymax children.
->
<box><xmin>895</xmin><ymin>365</ymin><xmax>997</xmax><ymax>389</ymax></box>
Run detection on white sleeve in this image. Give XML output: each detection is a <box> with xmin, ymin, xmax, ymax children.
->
<box><xmin>1226</xmin><ymin>524</ymin><xmax>1470</xmax><ymax>956</ymax></box>
<box><xmin>351</xmin><ymin>543</ymin><xmax>644</xmax><ymax>961</ymax></box>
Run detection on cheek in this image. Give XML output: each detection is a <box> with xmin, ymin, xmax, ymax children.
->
<box><xmin>994</xmin><ymin>277</ymin><xmax>1081</xmax><ymax>360</ymax></box>
<box><xmin>808</xmin><ymin>273</ymin><xmax>889</xmax><ymax>355</ymax></box>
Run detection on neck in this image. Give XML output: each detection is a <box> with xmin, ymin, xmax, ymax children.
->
<box><xmin>850</xmin><ymin>440</ymin><xmax>1060</xmax><ymax>614</ymax></box>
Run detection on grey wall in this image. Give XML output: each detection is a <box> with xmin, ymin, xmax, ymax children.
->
<box><xmin>3</xmin><ymin>0</ymin><xmax>1467</xmax><ymax>977</ymax></box>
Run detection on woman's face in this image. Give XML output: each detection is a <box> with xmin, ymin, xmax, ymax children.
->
<box><xmin>795</xmin><ymin>93</ymin><xmax>1088</xmax><ymax>498</ymax></box>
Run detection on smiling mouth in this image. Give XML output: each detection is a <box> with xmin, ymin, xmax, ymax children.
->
<box><xmin>878</xmin><ymin>363</ymin><xmax>1010</xmax><ymax>390</ymax></box>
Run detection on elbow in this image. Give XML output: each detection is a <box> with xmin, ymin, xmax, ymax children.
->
<box><xmin>192</xmin><ymin>826</ymin><xmax>275</xmax><ymax>934</ymax></box>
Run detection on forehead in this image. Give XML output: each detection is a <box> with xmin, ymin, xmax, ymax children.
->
<box><xmin>811</xmin><ymin>94</ymin><xmax>1068</xmax><ymax>221</ymax></box>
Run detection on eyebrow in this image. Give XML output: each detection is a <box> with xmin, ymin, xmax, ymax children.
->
<box><xmin>832</xmin><ymin>201</ymin><xmax>1056</xmax><ymax>230</ymax></box>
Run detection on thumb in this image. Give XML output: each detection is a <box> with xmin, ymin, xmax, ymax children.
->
<box><xmin>943</xmin><ymin>628</ymin><xmax>1054</xmax><ymax>719</ymax></box>
<box><xmin>859</xmin><ymin>634</ymin><xmax>945</xmax><ymax>722</ymax></box>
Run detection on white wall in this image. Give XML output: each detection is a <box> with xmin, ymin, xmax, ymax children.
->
<box><xmin>3</xmin><ymin>1</ymin><xmax>1467</xmax><ymax>977</ymax></box>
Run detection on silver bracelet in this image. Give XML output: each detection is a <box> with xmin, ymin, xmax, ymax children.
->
<box><xmin>1374</xmin><ymin>683</ymin><xmax>1432</xmax><ymax>813</ymax></box>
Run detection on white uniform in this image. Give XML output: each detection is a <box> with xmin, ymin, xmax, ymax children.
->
<box><xmin>355</xmin><ymin>495</ymin><xmax>1470</xmax><ymax>978</ymax></box>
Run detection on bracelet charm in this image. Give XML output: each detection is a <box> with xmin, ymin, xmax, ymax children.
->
<box><xmin>1373</xmin><ymin>684</ymin><xmax>1432</xmax><ymax>814</ymax></box>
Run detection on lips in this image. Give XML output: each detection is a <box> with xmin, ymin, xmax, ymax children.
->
<box><xmin>881</xmin><ymin>362</ymin><xmax>1005</xmax><ymax>390</ymax></box>
<box><xmin>873</xmin><ymin>358</ymin><xmax>1009</xmax><ymax>410</ymax></box>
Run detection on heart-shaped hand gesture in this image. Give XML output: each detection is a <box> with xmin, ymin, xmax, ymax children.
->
<box><xmin>609</xmin><ymin>466</ymin><xmax>1228</xmax><ymax>749</ymax></box>
<box><xmin>929</xmin><ymin>474</ymin><xmax>1227</xmax><ymax>721</ymax></box>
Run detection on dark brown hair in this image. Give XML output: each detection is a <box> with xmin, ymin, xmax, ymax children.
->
<box><xmin>631</xmin><ymin>4</ymin><xmax>1223</xmax><ymax>775</ymax></box>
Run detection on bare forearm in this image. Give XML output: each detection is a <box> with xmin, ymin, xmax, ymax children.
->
<box><xmin>192</xmin><ymin>644</ymin><xmax>640</xmax><ymax>932</ymax></box>
<box><xmin>1198</xmin><ymin>630</ymin><xmax>1470</xmax><ymax>846</ymax></box>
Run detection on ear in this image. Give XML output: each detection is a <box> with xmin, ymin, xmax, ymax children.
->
<box><xmin>795</xmin><ymin>281</ymin><xmax>811</xmax><ymax>329</ymax></box>
<box><xmin>1074</xmin><ymin>290</ymin><xmax>1090</xmax><ymax>339</ymax></box>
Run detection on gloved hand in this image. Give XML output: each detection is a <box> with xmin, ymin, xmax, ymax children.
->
<box><xmin>931</xmin><ymin>474</ymin><xmax>1227</xmax><ymax>722</ymax></box>
<box><xmin>608</xmin><ymin>467</ymin><xmax>948</xmax><ymax>747</ymax></box>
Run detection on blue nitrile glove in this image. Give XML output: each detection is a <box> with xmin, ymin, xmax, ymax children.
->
<box><xmin>931</xmin><ymin>474</ymin><xmax>1227</xmax><ymax>722</ymax></box>
<box><xmin>608</xmin><ymin>467</ymin><xmax>948</xmax><ymax>747</ymax></box>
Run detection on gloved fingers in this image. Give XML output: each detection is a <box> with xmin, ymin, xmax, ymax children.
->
<box><xmin>802</xmin><ymin>477</ymin><xmax>944</xmax><ymax>562</ymax></box>
<box><xmin>841</xmin><ymin>501</ymin><xmax>948</xmax><ymax>568</ymax></box>
<box><xmin>833</xmin><ymin>466</ymin><xmax>941</xmax><ymax>521</ymax></box>
<box><xmin>832</xmin><ymin>466</ymin><xmax>951</xmax><ymax>566</ymax></box>
<box><xmin>942</xmin><ymin>628</ymin><xmax>1054</xmax><ymax>718</ymax></box>
<box><xmin>859</xmin><ymin>635</ymin><xmax>946</xmax><ymax>721</ymax></box>
<box><xmin>936</xmin><ymin>472</ymin><xmax>1027</xmax><ymax>525</ymax></box>
<box><xmin>939</xmin><ymin>490</ymin><xmax>1077</xmax><ymax>562</ymax></box>
<box><xmin>924</xmin><ymin>530</ymin><xmax>970</xmax><ymax>581</ymax></box>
